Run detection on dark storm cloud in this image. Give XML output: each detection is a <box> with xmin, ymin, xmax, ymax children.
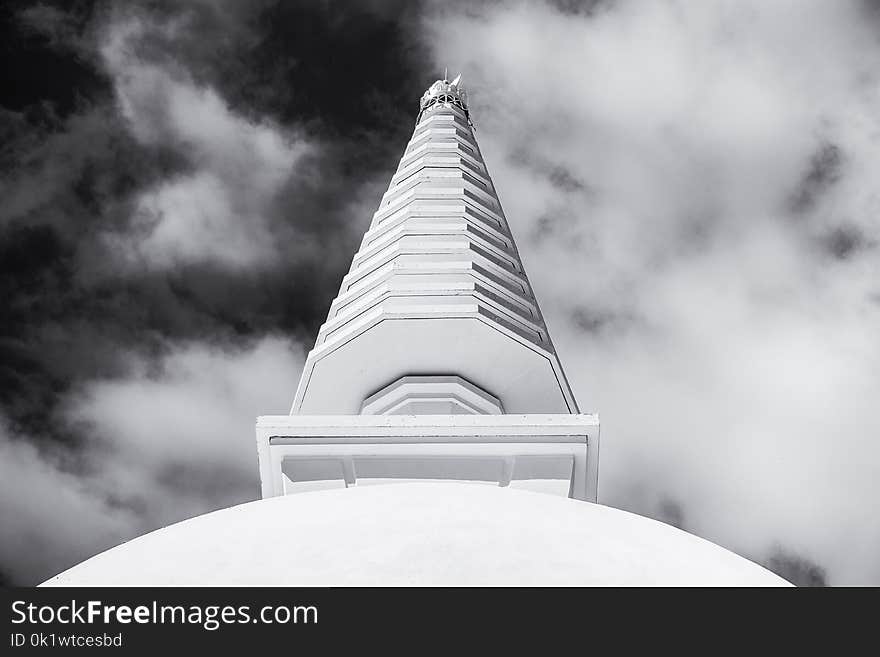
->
<box><xmin>508</xmin><ymin>147</ymin><xmax>590</xmax><ymax>194</ymax></box>
<box><xmin>655</xmin><ymin>498</ymin><xmax>687</xmax><ymax>531</ymax></box>
<box><xmin>1</xmin><ymin>0</ymin><xmax>434</xmax><ymax>426</ymax></box>
<box><xmin>2</xmin><ymin>0</ymin><xmax>109</xmax><ymax>117</ymax></box>
<box><xmin>787</xmin><ymin>143</ymin><xmax>877</xmax><ymax>261</ymax></box>
<box><xmin>99</xmin><ymin>0</ymin><xmax>428</xmax><ymax>157</ymax></box>
<box><xmin>502</xmin><ymin>150</ymin><xmax>596</xmax><ymax>255</ymax></box>
<box><xmin>546</xmin><ymin>0</ymin><xmax>611</xmax><ymax>17</ymax></box>
<box><xmin>789</xmin><ymin>142</ymin><xmax>843</xmax><ymax>214</ymax></box>
<box><xmin>569</xmin><ymin>305</ymin><xmax>639</xmax><ymax>336</ymax></box>
<box><xmin>0</xmin><ymin>0</ymin><xmax>437</xmax><ymax>583</ymax></box>
<box><xmin>820</xmin><ymin>224</ymin><xmax>870</xmax><ymax>260</ymax></box>
<box><xmin>764</xmin><ymin>547</ymin><xmax>827</xmax><ymax>587</ymax></box>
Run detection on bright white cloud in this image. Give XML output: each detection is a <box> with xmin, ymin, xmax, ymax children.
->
<box><xmin>66</xmin><ymin>336</ymin><xmax>304</xmax><ymax>522</ymax></box>
<box><xmin>0</xmin><ymin>421</ymin><xmax>138</xmax><ymax>584</ymax></box>
<box><xmin>99</xmin><ymin>15</ymin><xmax>309</xmax><ymax>268</ymax></box>
<box><xmin>1</xmin><ymin>336</ymin><xmax>303</xmax><ymax>584</ymax></box>
<box><xmin>71</xmin><ymin>336</ymin><xmax>302</xmax><ymax>469</ymax></box>
<box><xmin>424</xmin><ymin>0</ymin><xmax>880</xmax><ymax>583</ymax></box>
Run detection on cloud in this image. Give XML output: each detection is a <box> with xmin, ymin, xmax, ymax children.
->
<box><xmin>0</xmin><ymin>419</ymin><xmax>138</xmax><ymax>586</ymax></box>
<box><xmin>98</xmin><ymin>12</ymin><xmax>310</xmax><ymax>268</ymax></box>
<box><xmin>10</xmin><ymin>0</ymin><xmax>877</xmax><ymax>586</ymax></box>
<box><xmin>423</xmin><ymin>0</ymin><xmax>880</xmax><ymax>583</ymax></box>
<box><xmin>764</xmin><ymin>546</ymin><xmax>827</xmax><ymax>587</ymax></box>
<box><xmin>65</xmin><ymin>335</ymin><xmax>304</xmax><ymax>523</ymax></box>
<box><xmin>70</xmin><ymin>335</ymin><xmax>302</xmax><ymax>475</ymax></box>
<box><xmin>1</xmin><ymin>0</ymin><xmax>436</xmax><ymax>584</ymax></box>
<box><xmin>0</xmin><ymin>336</ymin><xmax>303</xmax><ymax>584</ymax></box>
<box><xmin>0</xmin><ymin>1</ymin><xmax>372</xmax><ymax>440</ymax></box>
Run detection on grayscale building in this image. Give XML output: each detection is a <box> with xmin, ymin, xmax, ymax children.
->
<box><xmin>44</xmin><ymin>78</ymin><xmax>789</xmax><ymax>586</ymax></box>
<box><xmin>256</xmin><ymin>75</ymin><xmax>599</xmax><ymax>501</ymax></box>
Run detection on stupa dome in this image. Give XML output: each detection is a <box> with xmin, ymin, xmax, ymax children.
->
<box><xmin>43</xmin><ymin>484</ymin><xmax>788</xmax><ymax>586</ymax></box>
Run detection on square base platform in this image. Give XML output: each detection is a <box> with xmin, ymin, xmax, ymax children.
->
<box><xmin>256</xmin><ymin>414</ymin><xmax>599</xmax><ymax>502</ymax></box>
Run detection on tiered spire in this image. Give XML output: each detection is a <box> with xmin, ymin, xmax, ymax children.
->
<box><xmin>291</xmin><ymin>75</ymin><xmax>578</xmax><ymax>415</ymax></box>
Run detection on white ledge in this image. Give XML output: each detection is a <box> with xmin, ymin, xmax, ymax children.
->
<box><xmin>256</xmin><ymin>413</ymin><xmax>600</xmax><ymax>502</ymax></box>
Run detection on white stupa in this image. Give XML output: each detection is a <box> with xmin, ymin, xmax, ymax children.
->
<box><xmin>46</xmin><ymin>484</ymin><xmax>787</xmax><ymax>586</ymax></box>
<box><xmin>44</xmin><ymin>76</ymin><xmax>788</xmax><ymax>587</ymax></box>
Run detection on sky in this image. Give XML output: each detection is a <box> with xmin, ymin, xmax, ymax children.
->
<box><xmin>1</xmin><ymin>0</ymin><xmax>878</xmax><ymax>585</ymax></box>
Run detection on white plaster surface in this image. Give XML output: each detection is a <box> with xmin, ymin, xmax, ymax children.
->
<box><xmin>292</xmin><ymin>95</ymin><xmax>578</xmax><ymax>415</ymax></box>
<box><xmin>44</xmin><ymin>483</ymin><xmax>789</xmax><ymax>586</ymax></box>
